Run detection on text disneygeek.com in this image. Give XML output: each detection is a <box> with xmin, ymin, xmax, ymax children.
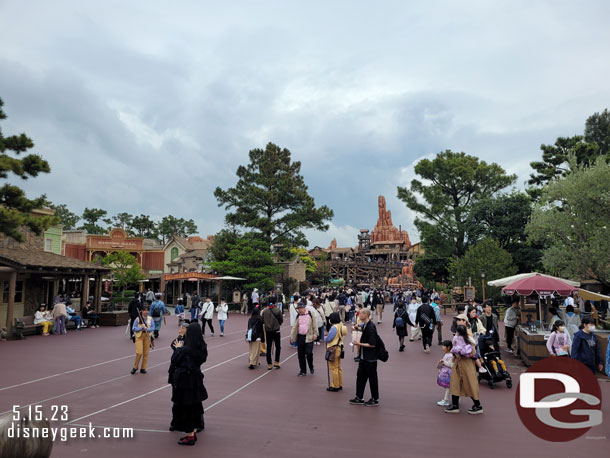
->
<box><xmin>8</xmin><ymin>422</ymin><xmax>134</xmax><ymax>441</ymax></box>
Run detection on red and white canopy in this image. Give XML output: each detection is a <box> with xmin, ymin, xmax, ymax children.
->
<box><xmin>502</xmin><ymin>274</ymin><xmax>579</xmax><ymax>297</ymax></box>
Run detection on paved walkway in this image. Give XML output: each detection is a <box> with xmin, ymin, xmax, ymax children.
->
<box><xmin>0</xmin><ymin>312</ymin><xmax>608</xmax><ymax>457</ymax></box>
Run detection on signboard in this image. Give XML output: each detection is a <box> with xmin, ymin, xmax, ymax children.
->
<box><xmin>87</xmin><ymin>229</ymin><xmax>144</xmax><ymax>250</ymax></box>
<box><xmin>464</xmin><ymin>286</ymin><xmax>475</xmax><ymax>301</ymax></box>
<box><xmin>164</xmin><ymin>272</ymin><xmax>219</xmax><ymax>281</ymax></box>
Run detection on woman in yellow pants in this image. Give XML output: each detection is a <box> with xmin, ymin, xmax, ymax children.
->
<box><xmin>34</xmin><ymin>305</ymin><xmax>54</xmax><ymax>336</ymax></box>
<box><xmin>325</xmin><ymin>312</ymin><xmax>348</xmax><ymax>392</ymax></box>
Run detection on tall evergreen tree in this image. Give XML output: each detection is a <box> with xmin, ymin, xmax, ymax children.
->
<box><xmin>214</xmin><ymin>142</ymin><xmax>333</xmax><ymax>248</ymax></box>
<box><xmin>397</xmin><ymin>150</ymin><xmax>516</xmax><ymax>258</ymax></box>
<box><xmin>0</xmin><ymin>97</ymin><xmax>55</xmax><ymax>241</ymax></box>
<box><xmin>528</xmin><ymin>109</ymin><xmax>610</xmax><ymax>196</ymax></box>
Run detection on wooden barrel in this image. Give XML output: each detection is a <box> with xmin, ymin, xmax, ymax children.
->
<box><xmin>516</xmin><ymin>327</ymin><xmax>550</xmax><ymax>366</ymax></box>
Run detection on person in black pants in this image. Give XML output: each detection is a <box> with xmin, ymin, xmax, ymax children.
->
<box><xmin>262</xmin><ymin>298</ymin><xmax>283</xmax><ymax>370</ymax></box>
<box><xmin>416</xmin><ymin>297</ymin><xmax>437</xmax><ymax>354</ymax></box>
<box><xmin>128</xmin><ymin>292</ymin><xmax>142</xmax><ymax>342</ymax></box>
<box><xmin>350</xmin><ymin>308</ymin><xmax>379</xmax><ymax>406</ymax></box>
<box><xmin>290</xmin><ymin>302</ymin><xmax>319</xmax><ymax>376</ymax></box>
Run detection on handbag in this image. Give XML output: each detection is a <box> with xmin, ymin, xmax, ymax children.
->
<box><xmin>325</xmin><ymin>345</ymin><xmax>337</xmax><ymax>362</ymax></box>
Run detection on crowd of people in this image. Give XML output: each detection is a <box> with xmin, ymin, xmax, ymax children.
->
<box><xmin>21</xmin><ymin>283</ymin><xmax>607</xmax><ymax>449</ymax></box>
<box><xmin>32</xmin><ymin>293</ymin><xmax>99</xmax><ymax>336</ymax></box>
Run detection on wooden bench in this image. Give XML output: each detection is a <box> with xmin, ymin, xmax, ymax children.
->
<box><xmin>14</xmin><ymin>312</ymin><xmax>88</xmax><ymax>339</ymax></box>
<box><xmin>14</xmin><ymin>316</ymin><xmax>42</xmax><ymax>339</ymax></box>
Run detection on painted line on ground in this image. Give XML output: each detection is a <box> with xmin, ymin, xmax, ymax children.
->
<box><xmin>0</xmin><ymin>324</ymin><xmax>290</xmax><ymax>392</ymax></box>
<box><xmin>204</xmin><ymin>351</ymin><xmax>298</xmax><ymax>413</ymax></box>
<box><xmin>0</xmin><ymin>360</ymin><xmax>170</xmax><ymax>416</ymax></box>
<box><xmin>62</xmin><ymin>335</ymin><xmax>295</xmax><ymax>426</ymax></box>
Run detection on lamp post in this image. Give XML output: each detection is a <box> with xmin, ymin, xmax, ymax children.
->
<box><xmin>481</xmin><ymin>268</ymin><xmax>486</xmax><ymax>302</ymax></box>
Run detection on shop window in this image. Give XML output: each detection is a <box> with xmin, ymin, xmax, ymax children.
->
<box><xmin>45</xmin><ymin>238</ymin><xmax>53</xmax><ymax>252</ymax></box>
<box><xmin>2</xmin><ymin>280</ymin><xmax>24</xmax><ymax>303</ymax></box>
<box><xmin>171</xmin><ymin>247</ymin><xmax>179</xmax><ymax>261</ymax></box>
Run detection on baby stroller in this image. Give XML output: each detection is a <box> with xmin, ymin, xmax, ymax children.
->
<box><xmin>477</xmin><ymin>333</ymin><xmax>512</xmax><ymax>389</ymax></box>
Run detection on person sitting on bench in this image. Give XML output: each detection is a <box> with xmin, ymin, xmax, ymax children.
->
<box><xmin>82</xmin><ymin>301</ymin><xmax>99</xmax><ymax>328</ymax></box>
<box><xmin>66</xmin><ymin>304</ymin><xmax>83</xmax><ymax>330</ymax></box>
<box><xmin>34</xmin><ymin>304</ymin><xmax>54</xmax><ymax>336</ymax></box>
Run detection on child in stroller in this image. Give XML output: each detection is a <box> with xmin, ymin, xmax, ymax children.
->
<box><xmin>477</xmin><ymin>333</ymin><xmax>512</xmax><ymax>389</ymax></box>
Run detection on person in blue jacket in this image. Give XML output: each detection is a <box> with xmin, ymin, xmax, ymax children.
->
<box><xmin>571</xmin><ymin>317</ymin><xmax>603</xmax><ymax>374</ymax></box>
<box><xmin>151</xmin><ymin>293</ymin><xmax>169</xmax><ymax>338</ymax></box>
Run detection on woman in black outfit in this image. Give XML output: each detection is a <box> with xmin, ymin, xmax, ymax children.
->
<box><xmin>169</xmin><ymin>322</ymin><xmax>208</xmax><ymax>446</ymax></box>
<box><xmin>393</xmin><ymin>301</ymin><xmax>412</xmax><ymax>351</ymax></box>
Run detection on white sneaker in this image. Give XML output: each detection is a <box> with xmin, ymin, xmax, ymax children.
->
<box><xmin>479</xmin><ymin>367</ymin><xmax>488</xmax><ymax>373</ymax></box>
<box><xmin>437</xmin><ymin>400</ymin><xmax>449</xmax><ymax>406</ymax></box>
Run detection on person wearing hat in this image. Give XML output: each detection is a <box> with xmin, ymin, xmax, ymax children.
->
<box><xmin>290</xmin><ymin>301</ymin><xmax>319</xmax><ymax>376</ymax></box>
<box><xmin>131</xmin><ymin>305</ymin><xmax>154</xmax><ymax>374</ymax></box>
<box><xmin>325</xmin><ymin>312</ymin><xmax>348</xmax><ymax>391</ymax></box>
<box><xmin>252</xmin><ymin>288</ymin><xmax>259</xmax><ymax>307</ymax></box>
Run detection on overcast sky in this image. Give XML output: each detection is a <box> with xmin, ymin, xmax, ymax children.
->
<box><xmin>1</xmin><ymin>1</ymin><xmax>609</xmax><ymax>248</ymax></box>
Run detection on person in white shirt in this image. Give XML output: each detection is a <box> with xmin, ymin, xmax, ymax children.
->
<box><xmin>216</xmin><ymin>298</ymin><xmax>229</xmax><ymax>336</ymax></box>
<box><xmin>34</xmin><ymin>304</ymin><xmax>54</xmax><ymax>336</ymax></box>
<box><xmin>199</xmin><ymin>298</ymin><xmax>215</xmax><ymax>337</ymax></box>
<box><xmin>251</xmin><ymin>288</ymin><xmax>259</xmax><ymax>306</ymax></box>
<box><xmin>407</xmin><ymin>298</ymin><xmax>421</xmax><ymax>341</ymax></box>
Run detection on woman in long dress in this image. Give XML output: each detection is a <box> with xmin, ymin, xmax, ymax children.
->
<box><xmin>169</xmin><ymin>322</ymin><xmax>208</xmax><ymax>445</ymax></box>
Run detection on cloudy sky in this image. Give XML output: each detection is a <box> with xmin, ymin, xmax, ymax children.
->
<box><xmin>1</xmin><ymin>1</ymin><xmax>609</xmax><ymax>248</ymax></box>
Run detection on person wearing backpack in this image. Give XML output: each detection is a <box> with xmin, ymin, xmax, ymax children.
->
<box><xmin>246</xmin><ymin>308</ymin><xmax>264</xmax><ymax>369</ymax></box>
<box><xmin>262</xmin><ymin>297</ymin><xmax>284</xmax><ymax>370</ymax></box>
<box><xmin>393</xmin><ymin>301</ymin><xmax>413</xmax><ymax>351</ymax></box>
<box><xmin>151</xmin><ymin>293</ymin><xmax>168</xmax><ymax>339</ymax></box>
<box><xmin>350</xmin><ymin>308</ymin><xmax>380</xmax><ymax>406</ymax></box>
<box><xmin>190</xmin><ymin>292</ymin><xmax>201</xmax><ymax>322</ymax></box>
<box><xmin>416</xmin><ymin>296</ymin><xmax>437</xmax><ymax>354</ymax></box>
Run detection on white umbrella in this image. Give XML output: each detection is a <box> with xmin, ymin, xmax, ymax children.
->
<box><xmin>488</xmin><ymin>272</ymin><xmax>580</xmax><ymax>288</ymax></box>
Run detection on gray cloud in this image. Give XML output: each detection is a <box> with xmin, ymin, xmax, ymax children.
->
<box><xmin>1</xmin><ymin>0</ymin><xmax>609</xmax><ymax>247</ymax></box>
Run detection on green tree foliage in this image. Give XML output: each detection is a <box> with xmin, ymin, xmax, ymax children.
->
<box><xmin>214</xmin><ymin>142</ymin><xmax>333</xmax><ymax>248</ymax></box>
<box><xmin>464</xmin><ymin>192</ymin><xmax>543</xmax><ymax>273</ymax></box>
<box><xmin>528</xmin><ymin>109</ymin><xmax>610</xmax><ymax>196</ymax></box>
<box><xmin>413</xmin><ymin>256</ymin><xmax>450</xmax><ymax>284</ymax></box>
<box><xmin>289</xmin><ymin>247</ymin><xmax>317</xmax><ymax>274</ymax></box>
<box><xmin>448</xmin><ymin>238</ymin><xmax>517</xmax><ymax>302</ymax></box>
<box><xmin>527</xmin><ymin>158</ymin><xmax>610</xmax><ymax>289</ymax></box>
<box><xmin>79</xmin><ymin>208</ymin><xmax>110</xmax><ymax>234</ymax></box>
<box><xmin>128</xmin><ymin>214</ymin><xmax>158</xmax><ymax>239</ymax></box>
<box><xmin>50</xmin><ymin>203</ymin><xmax>79</xmax><ymax>229</ymax></box>
<box><xmin>208</xmin><ymin>228</ymin><xmax>239</xmax><ymax>262</ymax></box>
<box><xmin>157</xmin><ymin>215</ymin><xmax>197</xmax><ymax>244</ymax></box>
<box><xmin>0</xmin><ymin>98</ymin><xmax>55</xmax><ymax>241</ymax></box>
<box><xmin>100</xmin><ymin>251</ymin><xmax>146</xmax><ymax>304</ymax></box>
<box><xmin>210</xmin><ymin>233</ymin><xmax>283</xmax><ymax>290</ymax></box>
<box><xmin>584</xmin><ymin>109</ymin><xmax>610</xmax><ymax>156</ymax></box>
<box><xmin>112</xmin><ymin>212</ymin><xmax>133</xmax><ymax>230</ymax></box>
<box><xmin>397</xmin><ymin>150</ymin><xmax>516</xmax><ymax>258</ymax></box>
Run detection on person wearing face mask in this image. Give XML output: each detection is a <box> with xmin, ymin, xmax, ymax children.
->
<box><xmin>571</xmin><ymin>317</ymin><xmax>603</xmax><ymax>374</ymax></box>
<box><xmin>546</xmin><ymin>320</ymin><xmax>571</xmax><ymax>357</ymax></box>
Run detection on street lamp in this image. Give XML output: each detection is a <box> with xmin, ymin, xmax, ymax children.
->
<box><xmin>481</xmin><ymin>267</ymin><xmax>486</xmax><ymax>302</ymax></box>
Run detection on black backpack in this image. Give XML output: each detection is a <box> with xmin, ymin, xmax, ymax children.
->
<box><xmin>376</xmin><ymin>334</ymin><xmax>389</xmax><ymax>362</ymax></box>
